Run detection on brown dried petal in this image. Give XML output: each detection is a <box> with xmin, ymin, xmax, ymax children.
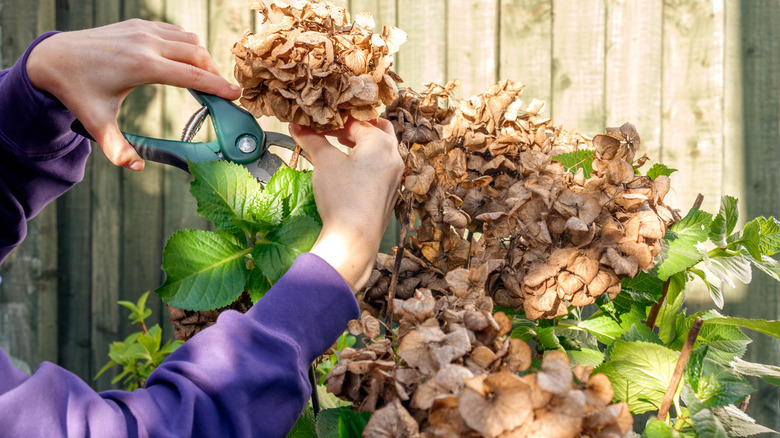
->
<box><xmin>363</xmin><ymin>399</ymin><xmax>420</xmax><ymax>438</ymax></box>
<box><xmin>458</xmin><ymin>373</ymin><xmax>533</xmax><ymax>438</ymax></box>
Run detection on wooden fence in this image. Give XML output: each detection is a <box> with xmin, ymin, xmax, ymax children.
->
<box><xmin>1</xmin><ymin>0</ymin><xmax>778</xmax><ymax>430</ymax></box>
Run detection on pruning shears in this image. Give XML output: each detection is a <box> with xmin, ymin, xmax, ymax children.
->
<box><xmin>71</xmin><ymin>89</ymin><xmax>299</xmax><ymax>183</ymax></box>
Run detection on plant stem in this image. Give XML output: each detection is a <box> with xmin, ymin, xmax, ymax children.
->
<box><xmin>657</xmin><ymin>316</ymin><xmax>703</xmax><ymax>422</ymax></box>
<box><xmin>646</xmin><ymin>279</ymin><xmax>670</xmax><ymax>329</ymax></box>
<box><xmin>139</xmin><ymin>320</ymin><xmax>148</xmax><ymax>334</ymax></box>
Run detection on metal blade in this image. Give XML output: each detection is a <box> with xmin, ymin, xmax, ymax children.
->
<box><xmin>242</xmin><ymin>152</ymin><xmax>287</xmax><ymax>184</ymax></box>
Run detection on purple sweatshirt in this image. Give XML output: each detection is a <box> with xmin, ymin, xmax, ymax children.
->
<box><xmin>0</xmin><ymin>33</ymin><xmax>359</xmax><ymax>437</ymax></box>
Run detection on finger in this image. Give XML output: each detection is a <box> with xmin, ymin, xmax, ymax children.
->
<box><xmin>89</xmin><ymin>121</ymin><xmax>145</xmax><ymax>170</ymax></box>
<box><xmin>374</xmin><ymin>118</ymin><xmax>395</xmax><ymax>137</ymax></box>
<box><xmin>156</xmin><ymin>27</ymin><xmax>202</xmax><ymax>46</ymax></box>
<box><xmin>150</xmin><ymin>21</ymin><xmax>186</xmax><ymax>32</ymax></box>
<box><xmin>158</xmin><ymin>40</ymin><xmax>221</xmax><ymax>77</ymax></box>
<box><xmin>289</xmin><ymin>124</ymin><xmax>342</xmax><ymax>165</ymax></box>
<box><xmin>149</xmin><ymin>59</ymin><xmax>241</xmax><ymax>101</ymax></box>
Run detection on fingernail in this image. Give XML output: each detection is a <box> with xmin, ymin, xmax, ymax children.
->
<box><xmin>288</xmin><ymin>124</ymin><xmax>301</xmax><ymax>135</ymax></box>
<box><xmin>229</xmin><ymin>84</ymin><xmax>241</xmax><ymax>92</ymax></box>
<box><xmin>129</xmin><ymin>161</ymin><xmax>144</xmax><ymax>171</ymax></box>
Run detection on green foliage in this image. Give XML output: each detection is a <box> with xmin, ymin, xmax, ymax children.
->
<box><xmin>552</xmin><ymin>149</ymin><xmax>595</xmax><ymax>177</ymax></box>
<box><xmin>155</xmin><ymin>161</ymin><xmax>321</xmax><ymax>310</ymax></box>
<box><xmin>510</xmin><ymin>192</ymin><xmax>780</xmax><ymax>437</ymax></box>
<box><xmin>316</xmin><ymin>331</ymin><xmax>357</xmax><ymax>385</ymax></box>
<box><xmin>646</xmin><ymin>163</ymin><xmax>678</xmax><ymax>180</ymax></box>
<box><xmin>96</xmin><ymin>292</ymin><xmax>183</xmax><ymax>391</ymax></box>
<box><xmin>315</xmin><ymin>408</ymin><xmax>371</xmax><ymax>438</ymax></box>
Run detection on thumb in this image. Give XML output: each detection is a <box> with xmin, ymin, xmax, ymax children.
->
<box><xmin>288</xmin><ymin>124</ymin><xmax>339</xmax><ymax>165</ymax></box>
<box><xmin>90</xmin><ymin>121</ymin><xmax>145</xmax><ymax>171</ymax></box>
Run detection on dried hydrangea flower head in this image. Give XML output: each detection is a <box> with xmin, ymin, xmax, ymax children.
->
<box><xmin>232</xmin><ymin>0</ymin><xmax>407</xmax><ymax>131</ymax></box>
<box><xmin>369</xmin><ymin>80</ymin><xmax>676</xmax><ymax>320</ymax></box>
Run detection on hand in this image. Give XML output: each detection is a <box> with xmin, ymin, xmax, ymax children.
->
<box><xmin>289</xmin><ymin>118</ymin><xmax>404</xmax><ymax>292</ymax></box>
<box><xmin>26</xmin><ymin>19</ymin><xmax>241</xmax><ymax>171</ymax></box>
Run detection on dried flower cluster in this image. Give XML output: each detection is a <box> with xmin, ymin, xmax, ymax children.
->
<box><xmin>328</xmin><ymin>288</ymin><xmax>632</xmax><ymax>437</ymax></box>
<box><xmin>232</xmin><ymin>0</ymin><xmax>406</xmax><ymax>131</ymax></box>
<box><xmin>366</xmin><ymin>80</ymin><xmax>677</xmax><ymax>319</ymax></box>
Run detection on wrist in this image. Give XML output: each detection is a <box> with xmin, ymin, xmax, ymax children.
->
<box><xmin>309</xmin><ymin>228</ymin><xmax>380</xmax><ymax>292</ymax></box>
<box><xmin>26</xmin><ymin>33</ymin><xmax>62</xmax><ymax>95</ymax></box>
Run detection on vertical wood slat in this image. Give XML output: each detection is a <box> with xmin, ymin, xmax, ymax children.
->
<box><xmin>660</xmin><ymin>0</ymin><xmax>724</xmax><ymax>213</ymax></box>
<box><xmin>397</xmin><ymin>0</ymin><xmax>446</xmax><ymax>91</ymax></box>
<box><xmin>446</xmin><ymin>0</ymin><xmax>498</xmax><ymax>98</ymax></box>
<box><xmin>727</xmin><ymin>1</ymin><xmax>780</xmax><ymax>431</ymax></box>
<box><xmin>56</xmin><ymin>0</ymin><xmax>95</xmax><ymax>384</ymax></box>
<box><xmin>551</xmin><ymin>0</ymin><xmax>606</xmax><ymax>136</ymax></box>
<box><xmin>604</xmin><ymin>0</ymin><xmax>663</xmax><ymax>162</ymax></box>
<box><xmin>89</xmin><ymin>1</ymin><xmax>123</xmax><ymax>390</ymax></box>
<box><xmin>0</xmin><ymin>0</ymin><xmax>58</xmax><ymax>374</ymax></box>
<box><xmin>117</xmin><ymin>0</ymin><xmax>166</xmax><ymax>386</ymax></box>
<box><xmin>498</xmin><ymin>0</ymin><xmax>552</xmax><ymax>105</ymax></box>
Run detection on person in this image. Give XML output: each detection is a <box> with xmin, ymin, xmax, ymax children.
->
<box><xmin>0</xmin><ymin>19</ymin><xmax>403</xmax><ymax>437</ymax></box>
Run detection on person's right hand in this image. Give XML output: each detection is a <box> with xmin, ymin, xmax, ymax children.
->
<box><xmin>26</xmin><ymin>19</ymin><xmax>241</xmax><ymax>171</ymax></box>
<box><xmin>288</xmin><ymin>118</ymin><xmax>404</xmax><ymax>292</ymax></box>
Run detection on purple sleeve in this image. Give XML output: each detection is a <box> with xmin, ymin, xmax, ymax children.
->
<box><xmin>0</xmin><ymin>253</ymin><xmax>359</xmax><ymax>437</ymax></box>
<box><xmin>0</xmin><ymin>31</ymin><xmax>91</xmax><ymax>264</ymax></box>
<box><xmin>0</xmin><ymin>34</ymin><xmax>360</xmax><ymax>437</ymax></box>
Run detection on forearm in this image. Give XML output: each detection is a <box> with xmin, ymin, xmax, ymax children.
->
<box><xmin>0</xmin><ymin>253</ymin><xmax>358</xmax><ymax>437</ymax></box>
<box><xmin>0</xmin><ymin>32</ymin><xmax>91</xmax><ymax>264</ymax></box>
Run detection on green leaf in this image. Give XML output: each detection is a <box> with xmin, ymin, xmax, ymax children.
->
<box><xmin>709</xmin><ymin>195</ymin><xmax>739</xmax><ymax>247</ymax></box>
<box><xmin>657</xmin><ymin>273</ymin><xmax>688</xmax><ymax>345</ymax></box>
<box><xmin>138</xmin><ymin>326</ymin><xmax>162</xmax><ymax>357</ymax></box>
<box><xmin>249</xmin><ymin>191</ymin><xmax>284</xmax><ymax>227</ymax></box>
<box><xmin>621</xmin><ymin>272</ymin><xmax>665</xmax><ymax>304</ymax></box>
<box><xmin>672</xmin><ymin>315</ymin><xmax>751</xmax><ymax>365</ymax></box>
<box><xmin>701</xmin><ymin>250</ymin><xmax>752</xmax><ymax>290</ymax></box>
<box><xmin>253</xmin><ymin>215</ymin><xmax>321</xmax><ymax>283</ymax></box>
<box><xmin>689</xmin><ymin>268</ymin><xmax>724</xmax><ymax>309</ymax></box>
<box><xmin>690</xmin><ymin>408</ymin><xmax>730</xmax><ymax>438</ymax></box>
<box><xmin>655</xmin><ymin>209</ymin><xmax>712</xmax><ymax>281</ymax></box>
<box><xmin>536</xmin><ymin>326</ymin><xmax>562</xmax><ymax>350</ymax></box>
<box><xmin>697</xmin><ymin>360</ymin><xmax>753</xmax><ymax>408</ymax></box>
<box><xmin>316</xmin><ymin>385</ymin><xmax>352</xmax><ymax>409</ymax></box>
<box><xmin>189</xmin><ymin>160</ymin><xmax>263</xmax><ymax>233</ymax></box>
<box><xmin>338</xmin><ymin>409</ymin><xmax>371</xmax><ymax>437</ymax></box>
<box><xmin>701</xmin><ymin>311</ymin><xmax>780</xmax><ymax>341</ymax></box>
<box><xmin>733</xmin><ymin>220</ymin><xmax>762</xmax><ymax>261</ymax></box>
<box><xmin>156</xmin><ymin>230</ymin><xmax>251</xmax><ymax>311</ymax></box>
<box><xmin>552</xmin><ymin>150</ymin><xmax>595</xmax><ymax>177</ymax></box>
<box><xmin>712</xmin><ymin>405</ymin><xmax>779</xmax><ymax>436</ymax></box>
<box><xmin>641</xmin><ymin>419</ymin><xmax>683</xmax><ymax>438</ymax></box>
<box><xmin>247</xmin><ymin>269</ymin><xmax>273</xmax><ymax>303</ymax></box>
<box><xmin>646</xmin><ymin>163</ymin><xmax>678</xmax><ymax>180</ymax></box>
<box><xmin>686</xmin><ymin>346</ymin><xmax>708</xmax><ymax>393</ymax></box>
<box><xmin>264</xmin><ymin>167</ymin><xmax>318</xmax><ymax>220</ymax></box>
<box><xmin>595</xmin><ymin>340</ymin><xmax>680</xmax><ymax>414</ymax></box>
<box><xmin>579</xmin><ymin>308</ymin><xmax>643</xmax><ymax>345</ymax></box>
<box><xmin>621</xmin><ymin>324</ymin><xmax>663</xmax><ymax>345</ymax></box>
<box><xmin>566</xmin><ymin>348</ymin><xmax>605</xmax><ymax>367</ymax></box>
<box><xmin>286</xmin><ymin>408</ymin><xmax>316</xmax><ymax>438</ymax></box>
<box><xmin>315</xmin><ymin>408</ymin><xmax>341</xmax><ymax>438</ymax></box>
<box><xmin>754</xmin><ymin>216</ymin><xmax>780</xmax><ymax>256</ymax></box>
<box><xmin>730</xmin><ymin>358</ymin><xmax>780</xmax><ymax>386</ymax></box>
<box><xmin>749</xmin><ymin>254</ymin><xmax>780</xmax><ymax>282</ymax></box>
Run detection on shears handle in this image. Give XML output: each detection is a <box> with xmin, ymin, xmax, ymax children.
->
<box><xmin>70</xmin><ymin>121</ymin><xmax>221</xmax><ymax>172</ymax></box>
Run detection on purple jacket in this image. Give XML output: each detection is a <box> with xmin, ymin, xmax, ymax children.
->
<box><xmin>0</xmin><ymin>33</ymin><xmax>359</xmax><ymax>437</ymax></box>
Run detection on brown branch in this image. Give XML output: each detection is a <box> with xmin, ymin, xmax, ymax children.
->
<box><xmin>288</xmin><ymin>145</ymin><xmax>303</xmax><ymax>169</ymax></box>
<box><xmin>657</xmin><ymin>316</ymin><xmax>703</xmax><ymax>421</ymax></box>
<box><xmin>692</xmin><ymin>193</ymin><xmax>704</xmax><ymax>210</ymax></box>
<box><xmin>646</xmin><ymin>280</ymin><xmax>670</xmax><ymax>329</ymax></box>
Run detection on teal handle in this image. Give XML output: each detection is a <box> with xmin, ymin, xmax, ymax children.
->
<box><xmin>124</xmin><ymin>133</ymin><xmax>221</xmax><ymax>172</ymax></box>
<box><xmin>188</xmin><ymin>89</ymin><xmax>266</xmax><ymax>164</ymax></box>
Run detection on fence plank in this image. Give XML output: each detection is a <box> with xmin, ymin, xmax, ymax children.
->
<box><xmin>89</xmin><ymin>1</ymin><xmax>123</xmax><ymax>391</ymax></box>
<box><xmin>397</xmin><ymin>0</ymin><xmax>446</xmax><ymax>91</ymax></box>
<box><xmin>551</xmin><ymin>0</ymin><xmax>606</xmax><ymax>136</ymax></box>
<box><xmin>0</xmin><ymin>0</ymin><xmax>59</xmax><ymax>375</ymax></box>
<box><xmin>660</xmin><ymin>0</ymin><xmax>724</xmax><ymax>213</ymax></box>
<box><xmin>726</xmin><ymin>1</ymin><xmax>780</xmax><ymax>431</ymax></box>
<box><xmin>605</xmin><ymin>0</ymin><xmax>663</xmax><ymax>162</ymax></box>
<box><xmin>118</xmin><ymin>0</ymin><xmax>166</xmax><ymax>387</ymax></box>
<box><xmin>498</xmin><ymin>0</ymin><xmax>551</xmax><ymax>105</ymax></box>
<box><xmin>446</xmin><ymin>0</ymin><xmax>498</xmax><ymax>98</ymax></box>
<box><xmin>55</xmin><ymin>0</ymin><xmax>95</xmax><ymax>384</ymax></box>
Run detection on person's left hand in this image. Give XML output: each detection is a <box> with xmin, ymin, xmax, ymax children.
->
<box><xmin>26</xmin><ymin>19</ymin><xmax>241</xmax><ymax>171</ymax></box>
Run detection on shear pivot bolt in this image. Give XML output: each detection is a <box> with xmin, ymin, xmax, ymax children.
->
<box><xmin>236</xmin><ymin>135</ymin><xmax>258</xmax><ymax>154</ymax></box>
